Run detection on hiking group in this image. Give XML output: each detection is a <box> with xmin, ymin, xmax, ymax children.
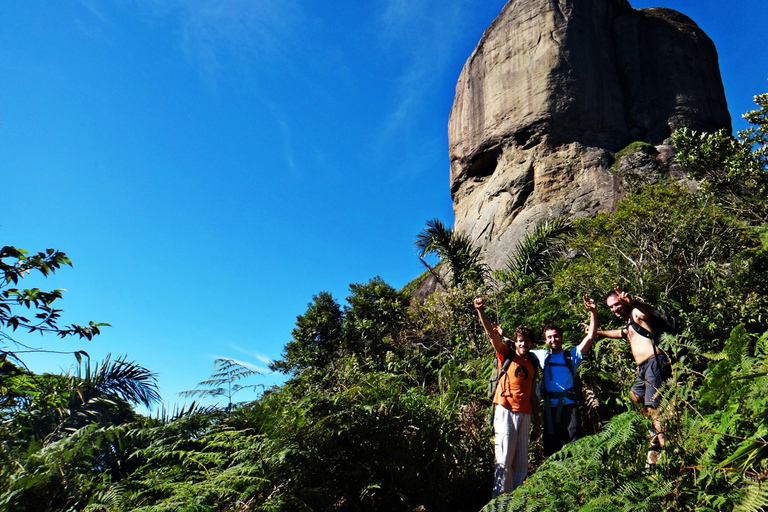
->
<box><xmin>473</xmin><ymin>287</ymin><xmax>673</xmax><ymax>497</ymax></box>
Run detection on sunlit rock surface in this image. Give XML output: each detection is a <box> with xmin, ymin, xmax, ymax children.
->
<box><xmin>449</xmin><ymin>0</ymin><xmax>730</xmax><ymax>269</ymax></box>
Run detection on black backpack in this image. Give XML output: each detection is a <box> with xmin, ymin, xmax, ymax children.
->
<box><xmin>629</xmin><ymin>308</ymin><xmax>681</xmax><ymax>340</ymax></box>
<box><xmin>488</xmin><ymin>342</ymin><xmax>540</xmax><ymax>400</ymax></box>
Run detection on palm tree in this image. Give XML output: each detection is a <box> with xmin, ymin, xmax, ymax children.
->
<box><xmin>3</xmin><ymin>354</ymin><xmax>161</xmax><ymax>444</ymax></box>
<box><xmin>76</xmin><ymin>353</ymin><xmax>161</xmax><ymax>408</ymax></box>
<box><xmin>414</xmin><ymin>218</ymin><xmax>488</xmax><ymax>287</ymax></box>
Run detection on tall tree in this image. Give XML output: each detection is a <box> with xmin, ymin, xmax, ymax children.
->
<box><xmin>673</xmin><ymin>92</ymin><xmax>768</xmax><ymax>224</ymax></box>
<box><xmin>269</xmin><ymin>291</ymin><xmax>344</xmax><ymax>375</ymax></box>
<box><xmin>180</xmin><ymin>358</ymin><xmax>261</xmax><ymax>413</ymax></box>
<box><xmin>343</xmin><ymin>276</ymin><xmax>408</xmax><ymax>361</ymax></box>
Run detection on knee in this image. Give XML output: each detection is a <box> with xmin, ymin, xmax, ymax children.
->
<box><xmin>629</xmin><ymin>390</ymin><xmax>643</xmax><ymax>404</ymax></box>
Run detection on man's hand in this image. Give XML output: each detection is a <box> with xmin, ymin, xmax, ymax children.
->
<box><xmin>531</xmin><ymin>421</ymin><xmax>542</xmax><ymax>440</ymax></box>
<box><xmin>614</xmin><ymin>286</ymin><xmax>631</xmax><ymax>305</ymax></box>
<box><xmin>473</xmin><ymin>298</ymin><xmax>485</xmax><ymax>310</ymax></box>
<box><xmin>583</xmin><ymin>294</ymin><xmax>596</xmax><ymax>312</ymax></box>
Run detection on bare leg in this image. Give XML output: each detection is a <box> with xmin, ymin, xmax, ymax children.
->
<box><xmin>632</xmin><ymin>391</ymin><xmax>665</xmax><ymax>464</ymax></box>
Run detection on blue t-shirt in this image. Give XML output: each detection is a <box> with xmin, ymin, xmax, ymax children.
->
<box><xmin>531</xmin><ymin>347</ymin><xmax>583</xmax><ymax>405</ymax></box>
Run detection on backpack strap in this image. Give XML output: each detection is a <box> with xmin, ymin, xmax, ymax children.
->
<box><xmin>627</xmin><ymin>316</ymin><xmax>667</xmax><ymax>373</ymax></box>
<box><xmin>500</xmin><ymin>349</ymin><xmax>539</xmax><ymax>380</ymax></box>
<box><xmin>527</xmin><ymin>351</ymin><xmax>540</xmax><ymax>380</ymax></box>
<box><xmin>628</xmin><ymin>317</ymin><xmax>655</xmax><ymax>340</ymax></box>
<box><xmin>490</xmin><ymin>341</ymin><xmax>538</xmax><ymax>399</ymax></box>
<box><xmin>542</xmin><ymin>350</ymin><xmax>576</xmax><ymax>387</ymax></box>
<box><xmin>541</xmin><ymin>349</ymin><xmax>579</xmax><ymax>432</ymax></box>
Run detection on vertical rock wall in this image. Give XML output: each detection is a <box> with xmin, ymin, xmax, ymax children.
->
<box><xmin>449</xmin><ymin>0</ymin><xmax>730</xmax><ymax>269</ymax></box>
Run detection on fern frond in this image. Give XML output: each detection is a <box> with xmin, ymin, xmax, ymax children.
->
<box><xmin>733</xmin><ymin>479</ymin><xmax>768</xmax><ymax>512</ymax></box>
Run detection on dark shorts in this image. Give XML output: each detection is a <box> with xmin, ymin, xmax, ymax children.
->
<box><xmin>632</xmin><ymin>354</ymin><xmax>671</xmax><ymax>407</ymax></box>
<box><xmin>542</xmin><ymin>403</ymin><xmax>582</xmax><ymax>456</ymax></box>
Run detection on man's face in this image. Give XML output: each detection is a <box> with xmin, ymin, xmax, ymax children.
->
<box><xmin>515</xmin><ymin>334</ymin><xmax>532</xmax><ymax>356</ymax></box>
<box><xmin>607</xmin><ymin>294</ymin><xmax>629</xmax><ymax>319</ymax></box>
<box><xmin>544</xmin><ymin>329</ymin><xmax>563</xmax><ymax>352</ymax></box>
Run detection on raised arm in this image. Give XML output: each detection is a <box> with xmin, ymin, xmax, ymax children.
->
<box><xmin>577</xmin><ymin>294</ymin><xmax>598</xmax><ymax>354</ymax></box>
<box><xmin>613</xmin><ymin>286</ymin><xmax>656</xmax><ymax>332</ymax></box>
<box><xmin>473</xmin><ymin>298</ymin><xmax>507</xmax><ymax>354</ymax></box>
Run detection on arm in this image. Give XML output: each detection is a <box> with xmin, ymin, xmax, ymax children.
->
<box><xmin>473</xmin><ymin>298</ymin><xmax>507</xmax><ymax>354</ymax></box>
<box><xmin>577</xmin><ymin>294</ymin><xmax>598</xmax><ymax>354</ymax></box>
<box><xmin>630</xmin><ymin>299</ymin><xmax>656</xmax><ymax>327</ymax></box>
<box><xmin>530</xmin><ymin>388</ymin><xmax>541</xmax><ymax>439</ymax></box>
<box><xmin>596</xmin><ymin>328</ymin><xmax>626</xmax><ymax>339</ymax></box>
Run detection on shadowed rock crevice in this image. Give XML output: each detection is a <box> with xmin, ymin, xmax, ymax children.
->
<box><xmin>466</xmin><ymin>144</ymin><xmax>503</xmax><ymax>180</ymax></box>
<box><xmin>448</xmin><ymin>0</ymin><xmax>730</xmax><ymax>269</ymax></box>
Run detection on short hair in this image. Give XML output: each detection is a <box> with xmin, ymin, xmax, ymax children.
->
<box><xmin>605</xmin><ymin>290</ymin><xmax>620</xmax><ymax>300</ymax></box>
<box><xmin>514</xmin><ymin>325</ymin><xmax>535</xmax><ymax>341</ymax></box>
<box><xmin>543</xmin><ymin>324</ymin><xmax>563</xmax><ymax>337</ymax></box>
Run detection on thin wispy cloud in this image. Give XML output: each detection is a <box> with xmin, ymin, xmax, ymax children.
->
<box><xmin>176</xmin><ymin>0</ymin><xmax>305</xmax><ymax>71</ymax></box>
<box><xmin>273</xmin><ymin>107</ymin><xmax>298</xmax><ymax>178</ymax></box>
<box><xmin>226</xmin><ymin>344</ymin><xmax>274</xmax><ymax>367</ymax></box>
<box><xmin>212</xmin><ymin>354</ymin><xmax>270</xmax><ymax>374</ymax></box>
<box><xmin>375</xmin><ymin>0</ymin><xmax>476</xmax><ymax>163</ymax></box>
<box><xmin>78</xmin><ymin>0</ymin><xmax>109</xmax><ymax>23</ymax></box>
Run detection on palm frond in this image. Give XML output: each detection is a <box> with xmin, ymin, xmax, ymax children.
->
<box><xmin>87</xmin><ymin>354</ymin><xmax>161</xmax><ymax>408</ymax></box>
<box><xmin>415</xmin><ymin>218</ymin><xmax>489</xmax><ymax>287</ymax></box>
<box><xmin>506</xmin><ymin>217</ymin><xmax>573</xmax><ymax>277</ymax></box>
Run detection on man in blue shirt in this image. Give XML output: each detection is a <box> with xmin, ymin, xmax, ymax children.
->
<box><xmin>531</xmin><ymin>295</ymin><xmax>597</xmax><ymax>456</ymax></box>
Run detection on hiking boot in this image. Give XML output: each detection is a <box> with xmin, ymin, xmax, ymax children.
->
<box><xmin>648</xmin><ymin>430</ymin><xmax>662</xmax><ymax>450</ymax></box>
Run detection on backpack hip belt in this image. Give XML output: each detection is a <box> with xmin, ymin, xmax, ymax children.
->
<box><xmin>541</xmin><ymin>388</ymin><xmax>577</xmax><ymax>433</ymax></box>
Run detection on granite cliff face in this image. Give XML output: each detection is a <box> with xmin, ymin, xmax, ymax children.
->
<box><xmin>449</xmin><ymin>0</ymin><xmax>731</xmax><ymax>269</ymax></box>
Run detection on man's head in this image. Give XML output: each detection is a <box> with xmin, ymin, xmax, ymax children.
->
<box><xmin>606</xmin><ymin>290</ymin><xmax>631</xmax><ymax>320</ymax></box>
<box><xmin>514</xmin><ymin>326</ymin><xmax>534</xmax><ymax>356</ymax></box>
<box><xmin>543</xmin><ymin>324</ymin><xmax>564</xmax><ymax>353</ymax></box>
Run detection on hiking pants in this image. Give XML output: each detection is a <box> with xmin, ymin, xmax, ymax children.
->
<box><xmin>542</xmin><ymin>403</ymin><xmax>581</xmax><ymax>456</ymax></box>
<box><xmin>493</xmin><ymin>405</ymin><xmax>531</xmax><ymax>497</ymax></box>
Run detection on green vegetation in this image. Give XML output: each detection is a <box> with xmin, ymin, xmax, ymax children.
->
<box><xmin>2</xmin><ymin>92</ymin><xmax>768</xmax><ymax>511</ymax></box>
<box><xmin>610</xmin><ymin>140</ymin><xmax>657</xmax><ymax>171</ymax></box>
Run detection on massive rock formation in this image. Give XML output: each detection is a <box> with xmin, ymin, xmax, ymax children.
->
<box><xmin>449</xmin><ymin>0</ymin><xmax>731</xmax><ymax>269</ymax></box>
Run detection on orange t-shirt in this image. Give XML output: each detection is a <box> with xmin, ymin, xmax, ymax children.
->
<box><xmin>493</xmin><ymin>344</ymin><xmax>537</xmax><ymax>414</ymax></box>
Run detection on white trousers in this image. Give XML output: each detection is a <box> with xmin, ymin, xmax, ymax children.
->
<box><xmin>492</xmin><ymin>405</ymin><xmax>531</xmax><ymax>497</ymax></box>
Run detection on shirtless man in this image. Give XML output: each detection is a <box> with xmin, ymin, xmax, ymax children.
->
<box><xmin>596</xmin><ymin>287</ymin><xmax>670</xmax><ymax>462</ymax></box>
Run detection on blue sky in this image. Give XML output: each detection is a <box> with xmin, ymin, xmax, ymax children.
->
<box><xmin>1</xmin><ymin>0</ymin><xmax>765</xmax><ymax>411</ymax></box>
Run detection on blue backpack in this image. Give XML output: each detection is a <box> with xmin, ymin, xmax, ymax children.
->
<box><xmin>540</xmin><ymin>349</ymin><xmax>580</xmax><ymax>402</ymax></box>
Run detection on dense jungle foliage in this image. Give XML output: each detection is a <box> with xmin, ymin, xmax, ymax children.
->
<box><xmin>2</xmin><ymin>92</ymin><xmax>768</xmax><ymax>512</ymax></box>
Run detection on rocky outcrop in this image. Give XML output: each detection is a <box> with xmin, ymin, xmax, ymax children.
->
<box><xmin>449</xmin><ymin>0</ymin><xmax>731</xmax><ymax>269</ymax></box>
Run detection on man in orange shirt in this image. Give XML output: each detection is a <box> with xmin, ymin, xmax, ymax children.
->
<box><xmin>474</xmin><ymin>298</ymin><xmax>540</xmax><ymax>496</ymax></box>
